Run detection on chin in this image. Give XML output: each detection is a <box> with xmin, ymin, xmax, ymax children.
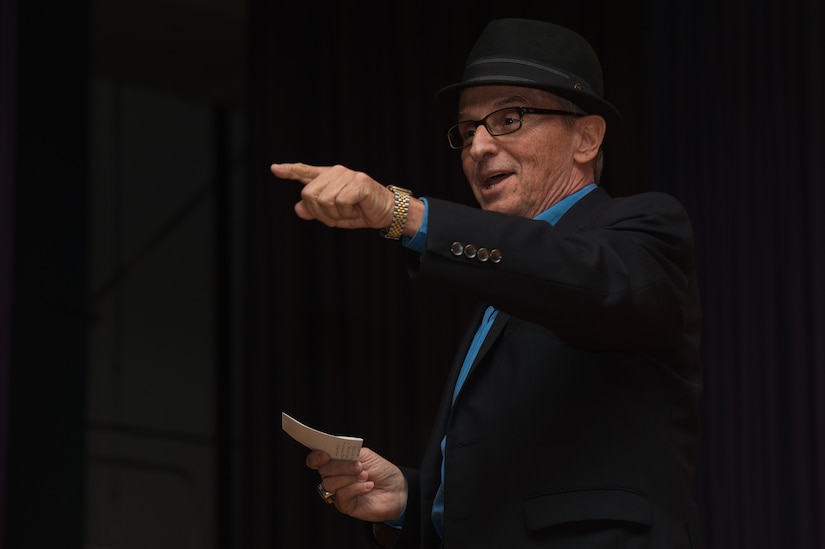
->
<box><xmin>482</xmin><ymin>203</ymin><xmax>508</xmax><ymax>214</ymax></box>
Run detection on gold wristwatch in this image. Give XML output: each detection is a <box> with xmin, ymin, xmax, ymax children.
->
<box><xmin>379</xmin><ymin>185</ymin><xmax>412</xmax><ymax>240</ymax></box>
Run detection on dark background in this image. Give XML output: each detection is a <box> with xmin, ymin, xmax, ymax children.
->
<box><xmin>2</xmin><ymin>0</ymin><xmax>824</xmax><ymax>548</ymax></box>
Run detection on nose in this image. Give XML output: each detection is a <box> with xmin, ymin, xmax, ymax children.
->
<box><xmin>467</xmin><ymin>124</ymin><xmax>497</xmax><ymax>157</ymax></box>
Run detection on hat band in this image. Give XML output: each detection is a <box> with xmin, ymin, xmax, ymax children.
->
<box><xmin>461</xmin><ymin>57</ymin><xmax>595</xmax><ymax>95</ymax></box>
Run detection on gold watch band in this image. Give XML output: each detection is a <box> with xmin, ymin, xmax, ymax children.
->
<box><xmin>379</xmin><ymin>185</ymin><xmax>412</xmax><ymax>240</ymax></box>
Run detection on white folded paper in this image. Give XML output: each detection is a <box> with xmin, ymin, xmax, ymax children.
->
<box><xmin>281</xmin><ymin>412</ymin><xmax>363</xmax><ymax>460</ymax></box>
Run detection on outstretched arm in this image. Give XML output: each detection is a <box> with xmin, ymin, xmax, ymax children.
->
<box><xmin>271</xmin><ymin>163</ymin><xmax>424</xmax><ymax>236</ymax></box>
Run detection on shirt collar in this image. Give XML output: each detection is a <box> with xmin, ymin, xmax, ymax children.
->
<box><xmin>534</xmin><ymin>183</ymin><xmax>597</xmax><ymax>226</ymax></box>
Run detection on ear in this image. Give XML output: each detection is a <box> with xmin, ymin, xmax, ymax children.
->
<box><xmin>573</xmin><ymin>115</ymin><xmax>607</xmax><ymax>163</ymax></box>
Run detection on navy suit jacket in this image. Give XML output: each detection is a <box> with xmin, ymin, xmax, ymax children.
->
<box><xmin>386</xmin><ymin>187</ymin><xmax>703</xmax><ymax>549</ymax></box>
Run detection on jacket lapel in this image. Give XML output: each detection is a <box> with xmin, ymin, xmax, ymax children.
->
<box><xmin>450</xmin><ymin>309</ymin><xmax>510</xmax><ymax>404</ymax></box>
<box><xmin>444</xmin><ymin>305</ymin><xmax>486</xmax><ymax>393</ymax></box>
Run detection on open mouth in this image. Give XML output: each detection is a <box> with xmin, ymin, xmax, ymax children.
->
<box><xmin>481</xmin><ymin>172</ymin><xmax>511</xmax><ymax>191</ymax></box>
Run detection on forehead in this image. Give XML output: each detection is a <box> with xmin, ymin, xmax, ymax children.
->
<box><xmin>457</xmin><ymin>85</ymin><xmax>557</xmax><ymax>113</ymax></box>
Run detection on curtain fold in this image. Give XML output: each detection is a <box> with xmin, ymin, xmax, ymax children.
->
<box><xmin>0</xmin><ymin>0</ymin><xmax>18</xmax><ymax>542</ymax></box>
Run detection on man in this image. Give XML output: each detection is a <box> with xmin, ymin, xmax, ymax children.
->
<box><xmin>271</xmin><ymin>18</ymin><xmax>703</xmax><ymax>549</ymax></box>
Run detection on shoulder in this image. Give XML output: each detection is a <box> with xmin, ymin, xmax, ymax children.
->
<box><xmin>577</xmin><ymin>187</ymin><xmax>687</xmax><ymax>213</ymax></box>
<box><xmin>563</xmin><ymin>188</ymin><xmax>692</xmax><ymax>229</ymax></box>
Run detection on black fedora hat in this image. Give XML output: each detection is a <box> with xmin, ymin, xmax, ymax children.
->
<box><xmin>437</xmin><ymin>18</ymin><xmax>623</xmax><ymax>132</ymax></box>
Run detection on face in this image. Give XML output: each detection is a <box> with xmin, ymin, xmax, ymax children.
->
<box><xmin>456</xmin><ymin>85</ymin><xmax>586</xmax><ymax>218</ymax></box>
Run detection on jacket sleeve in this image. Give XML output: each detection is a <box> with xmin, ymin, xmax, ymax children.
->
<box><xmin>413</xmin><ymin>191</ymin><xmax>700</xmax><ymax>352</ymax></box>
<box><xmin>364</xmin><ymin>467</ymin><xmax>422</xmax><ymax>549</ymax></box>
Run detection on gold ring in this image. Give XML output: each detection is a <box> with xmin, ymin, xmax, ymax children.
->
<box><xmin>317</xmin><ymin>482</ymin><xmax>335</xmax><ymax>504</ymax></box>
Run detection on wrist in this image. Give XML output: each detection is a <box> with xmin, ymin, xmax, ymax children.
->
<box><xmin>403</xmin><ymin>197</ymin><xmax>424</xmax><ymax>238</ymax></box>
<box><xmin>379</xmin><ymin>185</ymin><xmax>412</xmax><ymax>240</ymax></box>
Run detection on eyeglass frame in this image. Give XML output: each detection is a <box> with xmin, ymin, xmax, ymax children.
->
<box><xmin>446</xmin><ymin>106</ymin><xmax>586</xmax><ymax>150</ymax></box>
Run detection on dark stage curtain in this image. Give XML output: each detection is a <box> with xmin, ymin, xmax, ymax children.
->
<box><xmin>1</xmin><ymin>0</ymin><xmax>89</xmax><ymax>547</ymax></box>
<box><xmin>245</xmin><ymin>2</ymin><xmax>825</xmax><ymax>548</ymax></box>
<box><xmin>0</xmin><ymin>0</ymin><xmax>17</xmax><ymax>541</ymax></box>
<box><xmin>648</xmin><ymin>2</ymin><xmax>825</xmax><ymax>548</ymax></box>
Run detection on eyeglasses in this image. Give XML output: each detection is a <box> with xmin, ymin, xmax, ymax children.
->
<box><xmin>446</xmin><ymin>106</ymin><xmax>585</xmax><ymax>149</ymax></box>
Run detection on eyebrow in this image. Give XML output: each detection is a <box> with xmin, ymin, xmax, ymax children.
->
<box><xmin>456</xmin><ymin>95</ymin><xmax>528</xmax><ymax>120</ymax></box>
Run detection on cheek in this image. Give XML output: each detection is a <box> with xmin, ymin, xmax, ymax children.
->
<box><xmin>461</xmin><ymin>154</ymin><xmax>473</xmax><ymax>179</ymax></box>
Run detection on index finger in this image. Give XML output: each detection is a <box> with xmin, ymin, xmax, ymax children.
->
<box><xmin>270</xmin><ymin>162</ymin><xmax>329</xmax><ymax>184</ymax></box>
